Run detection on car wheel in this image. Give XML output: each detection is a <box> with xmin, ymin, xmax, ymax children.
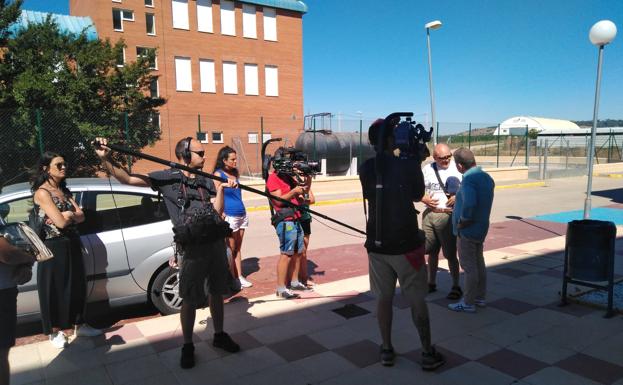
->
<box><xmin>150</xmin><ymin>267</ymin><xmax>182</xmax><ymax>315</ymax></box>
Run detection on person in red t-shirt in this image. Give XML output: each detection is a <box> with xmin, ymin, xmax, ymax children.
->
<box><xmin>266</xmin><ymin>151</ymin><xmax>308</xmax><ymax>299</ymax></box>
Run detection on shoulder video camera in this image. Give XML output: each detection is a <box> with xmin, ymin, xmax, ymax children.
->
<box><xmin>372</xmin><ymin>112</ymin><xmax>433</xmax><ymax>163</ymax></box>
<box><xmin>273</xmin><ymin>147</ymin><xmax>321</xmax><ymax>177</ymax></box>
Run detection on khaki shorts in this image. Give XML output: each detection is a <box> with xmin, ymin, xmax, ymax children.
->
<box><xmin>422</xmin><ymin>209</ymin><xmax>457</xmax><ymax>258</ymax></box>
<box><xmin>368</xmin><ymin>250</ymin><xmax>428</xmax><ymax>302</ymax></box>
<box><xmin>179</xmin><ymin>240</ymin><xmax>230</xmax><ymax>306</ymax></box>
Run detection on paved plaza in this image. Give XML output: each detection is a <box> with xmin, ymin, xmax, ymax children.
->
<box><xmin>9</xmin><ymin>176</ymin><xmax>623</xmax><ymax>385</ymax></box>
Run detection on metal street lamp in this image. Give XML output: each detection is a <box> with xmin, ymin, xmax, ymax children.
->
<box><xmin>425</xmin><ymin>20</ymin><xmax>442</xmax><ymax>145</ymax></box>
<box><xmin>584</xmin><ymin>20</ymin><xmax>617</xmax><ymax>219</ymax></box>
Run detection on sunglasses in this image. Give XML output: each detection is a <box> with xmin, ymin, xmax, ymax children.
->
<box><xmin>435</xmin><ymin>155</ymin><xmax>452</xmax><ymax>161</ymax></box>
<box><xmin>54</xmin><ymin>162</ymin><xmax>67</xmax><ymax>170</ymax></box>
<box><xmin>190</xmin><ymin>150</ymin><xmax>205</xmax><ymax>158</ymax></box>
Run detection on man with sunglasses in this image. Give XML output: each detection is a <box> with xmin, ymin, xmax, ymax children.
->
<box><xmin>94</xmin><ymin>137</ymin><xmax>240</xmax><ymax>370</ymax></box>
<box><xmin>421</xmin><ymin>143</ymin><xmax>463</xmax><ymax>300</ymax></box>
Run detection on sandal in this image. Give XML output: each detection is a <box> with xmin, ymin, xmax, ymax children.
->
<box><xmin>446</xmin><ymin>286</ymin><xmax>463</xmax><ymax>300</ymax></box>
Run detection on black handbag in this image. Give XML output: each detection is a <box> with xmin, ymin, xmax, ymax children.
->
<box><xmin>28</xmin><ymin>205</ymin><xmax>45</xmax><ymax>239</ymax></box>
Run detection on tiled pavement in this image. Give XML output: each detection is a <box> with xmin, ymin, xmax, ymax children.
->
<box><xmin>10</xmin><ymin>221</ymin><xmax>623</xmax><ymax>385</ymax></box>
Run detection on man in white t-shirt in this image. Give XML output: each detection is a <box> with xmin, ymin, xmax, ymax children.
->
<box><xmin>421</xmin><ymin>143</ymin><xmax>463</xmax><ymax>300</ymax></box>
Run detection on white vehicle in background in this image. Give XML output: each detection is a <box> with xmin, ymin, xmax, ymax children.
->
<box><xmin>0</xmin><ymin>178</ymin><xmax>183</xmax><ymax>322</ymax></box>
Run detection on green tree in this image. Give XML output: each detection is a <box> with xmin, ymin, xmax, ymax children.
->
<box><xmin>0</xmin><ymin>12</ymin><xmax>165</xmax><ymax>183</ymax></box>
<box><xmin>528</xmin><ymin>129</ymin><xmax>539</xmax><ymax>139</ymax></box>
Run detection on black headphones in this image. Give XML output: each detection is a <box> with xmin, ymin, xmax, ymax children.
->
<box><xmin>181</xmin><ymin>136</ymin><xmax>193</xmax><ymax>163</ymax></box>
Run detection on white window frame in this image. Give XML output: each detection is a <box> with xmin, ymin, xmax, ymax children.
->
<box><xmin>212</xmin><ymin>131</ymin><xmax>224</xmax><ymax>143</ymax></box>
<box><xmin>171</xmin><ymin>0</ymin><xmax>189</xmax><ymax>30</ymax></box>
<box><xmin>112</xmin><ymin>9</ymin><xmax>124</xmax><ymax>31</ymax></box>
<box><xmin>222</xmin><ymin>61</ymin><xmax>238</xmax><ymax>94</ymax></box>
<box><xmin>136</xmin><ymin>46</ymin><xmax>157</xmax><ymax>69</ymax></box>
<box><xmin>220</xmin><ymin>0</ymin><xmax>236</xmax><ymax>36</ymax></box>
<box><xmin>242</xmin><ymin>4</ymin><xmax>256</xmax><ymax>39</ymax></box>
<box><xmin>262</xmin><ymin>133</ymin><xmax>272</xmax><ymax>143</ymax></box>
<box><xmin>116</xmin><ymin>47</ymin><xmax>125</xmax><ymax>67</ymax></box>
<box><xmin>265</xmin><ymin>65</ymin><xmax>278</xmax><ymax>97</ymax></box>
<box><xmin>244</xmin><ymin>63</ymin><xmax>258</xmax><ymax>95</ymax></box>
<box><xmin>122</xmin><ymin>10</ymin><xmax>134</xmax><ymax>21</ymax></box>
<box><xmin>144</xmin><ymin>0</ymin><xmax>154</xmax><ymax>7</ymax></box>
<box><xmin>149</xmin><ymin>78</ymin><xmax>159</xmax><ymax>98</ymax></box>
<box><xmin>145</xmin><ymin>13</ymin><xmax>156</xmax><ymax>35</ymax></box>
<box><xmin>263</xmin><ymin>7</ymin><xmax>277</xmax><ymax>41</ymax></box>
<box><xmin>113</xmin><ymin>0</ymin><xmax>122</xmax><ymax>3</ymax></box>
<box><xmin>197</xmin><ymin>132</ymin><xmax>209</xmax><ymax>144</ymax></box>
<box><xmin>196</xmin><ymin>0</ymin><xmax>213</xmax><ymax>33</ymax></box>
<box><xmin>174</xmin><ymin>56</ymin><xmax>193</xmax><ymax>92</ymax></box>
<box><xmin>248</xmin><ymin>132</ymin><xmax>258</xmax><ymax>144</ymax></box>
<box><xmin>199</xmin><ymin>59</ymin><xmax>216</xmax><ymax>93</ymax></box>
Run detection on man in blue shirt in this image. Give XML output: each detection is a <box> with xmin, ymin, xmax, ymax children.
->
<box><xmin>448</xmin><ymin>148</ymin><xmax>495</xmax><ymax>313</ymax></box>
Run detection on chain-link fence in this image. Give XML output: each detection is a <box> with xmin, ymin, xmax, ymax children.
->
<box><xmin>2</xmin><ymin>109</ymin><xmax>622</xmax><ymax>186</ymax></box>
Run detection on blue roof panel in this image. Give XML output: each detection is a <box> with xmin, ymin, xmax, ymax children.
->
<box><xmin>240</xmin><ymin>0</ymin><xmax>307</xmax><ymax>13</ymax></box>
<box><xmin>9</xmin><ymin>10</ymin><xmax>98</xmax><ymax>41</ymax></box>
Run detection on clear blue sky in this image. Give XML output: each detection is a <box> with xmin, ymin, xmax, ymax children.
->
<box><xmin>22</xmin><ymin>0</ymin><xmax>623</xmax><ymax>128</ymax></box>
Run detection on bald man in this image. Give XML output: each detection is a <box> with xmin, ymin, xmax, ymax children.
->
<box><xmin>421</xmin><ymin>143</ymin><xmax>463</xmax><ymax>300</ymax></box>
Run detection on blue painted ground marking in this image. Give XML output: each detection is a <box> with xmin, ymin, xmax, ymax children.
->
<box><xmin>531</xmin><ymin>207</ymin><xmax>623</xmax><ymax>225</ymax></box>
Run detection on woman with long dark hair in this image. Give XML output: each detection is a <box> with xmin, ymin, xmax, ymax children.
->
<box><xmin>213</xmin><ymin>146</ymin><xmax>252</xmax><ymax>288</ymax></box>
<box><xmin>31</xmin><ymin>152</ymin><xmax>101</xmax><ymax>348</ymax></box>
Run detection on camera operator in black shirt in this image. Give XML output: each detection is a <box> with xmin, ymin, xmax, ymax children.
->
<box><xmin>359</xmin><ymin>118</ymin><xmax>445</xmax><ymax>371</ymax></box>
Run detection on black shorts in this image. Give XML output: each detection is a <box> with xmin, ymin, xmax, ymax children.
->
<box><xmin>300</xmin><ymin>220</ymin><xmax>311</xmax><ymax>236</ymax></box>
<box><xmin>0</xmin><ymin>287</ymin><xmax>18</xmax><ymax>349</ymax></box>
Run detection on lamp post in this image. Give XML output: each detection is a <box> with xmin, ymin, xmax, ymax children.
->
<box><xmin>425</xmin><ymin>20</ymin><xmax>442</xmax><ymax>145</ymax></box>
<box><xmin>584</xmin><ymin>20</ymin><xmax>617</xmax><ymax>219</ymax></box>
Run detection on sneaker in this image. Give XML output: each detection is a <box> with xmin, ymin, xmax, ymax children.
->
<box><xmin>238</xmin><ymin>276</ymin><xmax>253</xmax><ymax>288</ymax></box>
<box><xmin>76</xmin><ymin>324</ymin><xmax>103</xmax><ymax>337</ymax></box>
<box><xmin>448</xmin><ymin>300</ymin><xmax>476</xmax><ymax>313</ymax></box>
<box><xmin>290</xmin><ymin>281</ymin><xmax>313</xmax><ymax>291</ymax></box>
<box><xmin>380</xmin><ymin>346</ymin><xmax>395</xmax><ymax>367</ymax></box>
<box><xmin>421</xmin><ymin>347</ymin><xmax>445</xmax><ymax>371</ymax></box>
<box><xmin>180</xmin><ymin>343</ymin><xmax>195</xmax><ymax>369</ymax></box>
<box><xmin>276</xmin><ymin>289</ymin><xmax>300</xmax><ymax>299</ymax></box>
<box><xmin>49</xmin><ymin>331</ymin><xmax>68</xmax><ymax>349</ymax></box>
<box><xmin>213</xmin><ymin>332</ymin><xmax>240</xmax><ymax>353</ymax></box>
<box><xmin>474</xmin><ymin>299</ymin><xmax>487</xmax><ymax>307</ymax></box>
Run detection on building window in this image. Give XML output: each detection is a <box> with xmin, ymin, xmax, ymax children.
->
<box><xmin>265</xmin><ymin>65</ymin><xmax>278</xmax><ymax>96</ymax></box>
<box><xmin>212</xmin><ymin>132</ymin><xmax>224</xmax><ymax>143</ymax></box>
<box><xmin>263</xmin><ymin>7</ymin><xmax>276</xmax><ymax>41</ymax></box>
<box><xmin>116</xmin><ymin>48</ymin><xmax>125</xmax><ymax>67</ymax></box>
<box><xmin>174</xmin><ymin>57</ymin><xmax>192</xmax><ymax>91</ymax></box>
<box><xmin>262</xmin><ymin>133</ymin><xmax>272</xmax><ymax>143</ymax></box>
<box><xmin>136</xmin><ymin>47</ymin><xmax>157</xmax><ymax>69</ymax></box>
<box><xmin>222</xmin><ymin>61</ymin><xmax>237</xmax><ymax>94</ymax></box>
<box><xmin>146</xmin><ymin>13</ymin><xmax>156</xmax><ymax>35</ymax></box>
<box><xmin>244</xmin><ymin>64</ymin><xmax>258</xmax><ymax>95</ymax></box>
<box><xmin>197</xmin><ymin>132</ymin><xmax>208</xmax><ymax>143</ymax></box>
<box><xmin>172</xmin><ymin>0</ymin><xmax>189</xmax><ymax>30</ymax></box>
<box><xmin>199</xmin><ymin>59</ymin><xmax>215</xmax><ymax>93</ymax></box>
<box><xmin>242</xmin><ymin>4</ymin><xmax>256</xmax><ymax>39</ymax></box>
<box><xmin>196</xmin><ymin>0</ymin><xmax>213</xmax><ymax>33</ymax></box>
<box><xmin>113</xmin><ymin>0</ymin><xmax>121</xmax><ymax>3</ymax></box>
<box><xmin>248</xmin><ymin>132</ymin><xmax>258</xmax><ymax>144</ymax></box>
<box><xmin>149</xmin><ymin>78</ymin><xmax>159</xmax><ymax>98</ymax></box>
<box><xmin>144</xmin><ymin>0</ymin><xmax>154</xmax><ymax>7</ymax></box>
<box><xmin>220</xmin><ymin>0</ymin><xmax>235</xmax><ymax>36</ymax></box>
<box><xmin>112</xmin><ymin>9</ymin><xmax>123</xmax><ymax>30</ymax></box>
<box><xmin>113</xmin><ymin>9</ymin><xmax>134</xmax><ymax>31</ymax></box>
<box><xmin>148</xmin><ymin>112</ymin><xmax>160</xmax><ymax>129</ymax></box>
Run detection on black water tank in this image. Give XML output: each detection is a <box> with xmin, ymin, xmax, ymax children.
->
<box><xmin>295</xmin><ymin>130</ymin><xmax>375</xmax><ymax>175</ymax></box>
<box><xmin>566</xmin><ymin>219</ymin><xmax>616</xmax><ymax>281</ymax></box>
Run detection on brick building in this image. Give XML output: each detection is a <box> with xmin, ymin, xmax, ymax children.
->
<box><xmin>69</xmin><ymin>0</ymin><xmax>307</xmax><ymax>174</ymax></box>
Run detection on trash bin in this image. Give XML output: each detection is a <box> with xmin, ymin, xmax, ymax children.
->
<box><xmin>566</xmin><ymin>219</ymin><xmax>616</xmax><ymax>282</ymax></box>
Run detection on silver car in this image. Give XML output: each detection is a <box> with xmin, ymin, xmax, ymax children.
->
<box><xmin>0</xmin><ymin>178</ymin><xmax>183</xmax><ymax>322</ymax></box>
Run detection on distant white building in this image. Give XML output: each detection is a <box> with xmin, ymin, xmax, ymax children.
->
<box><xmin>494</xmin><ymin>116</ymin><xmax>581</xmax><ymax>135</ymax></box>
